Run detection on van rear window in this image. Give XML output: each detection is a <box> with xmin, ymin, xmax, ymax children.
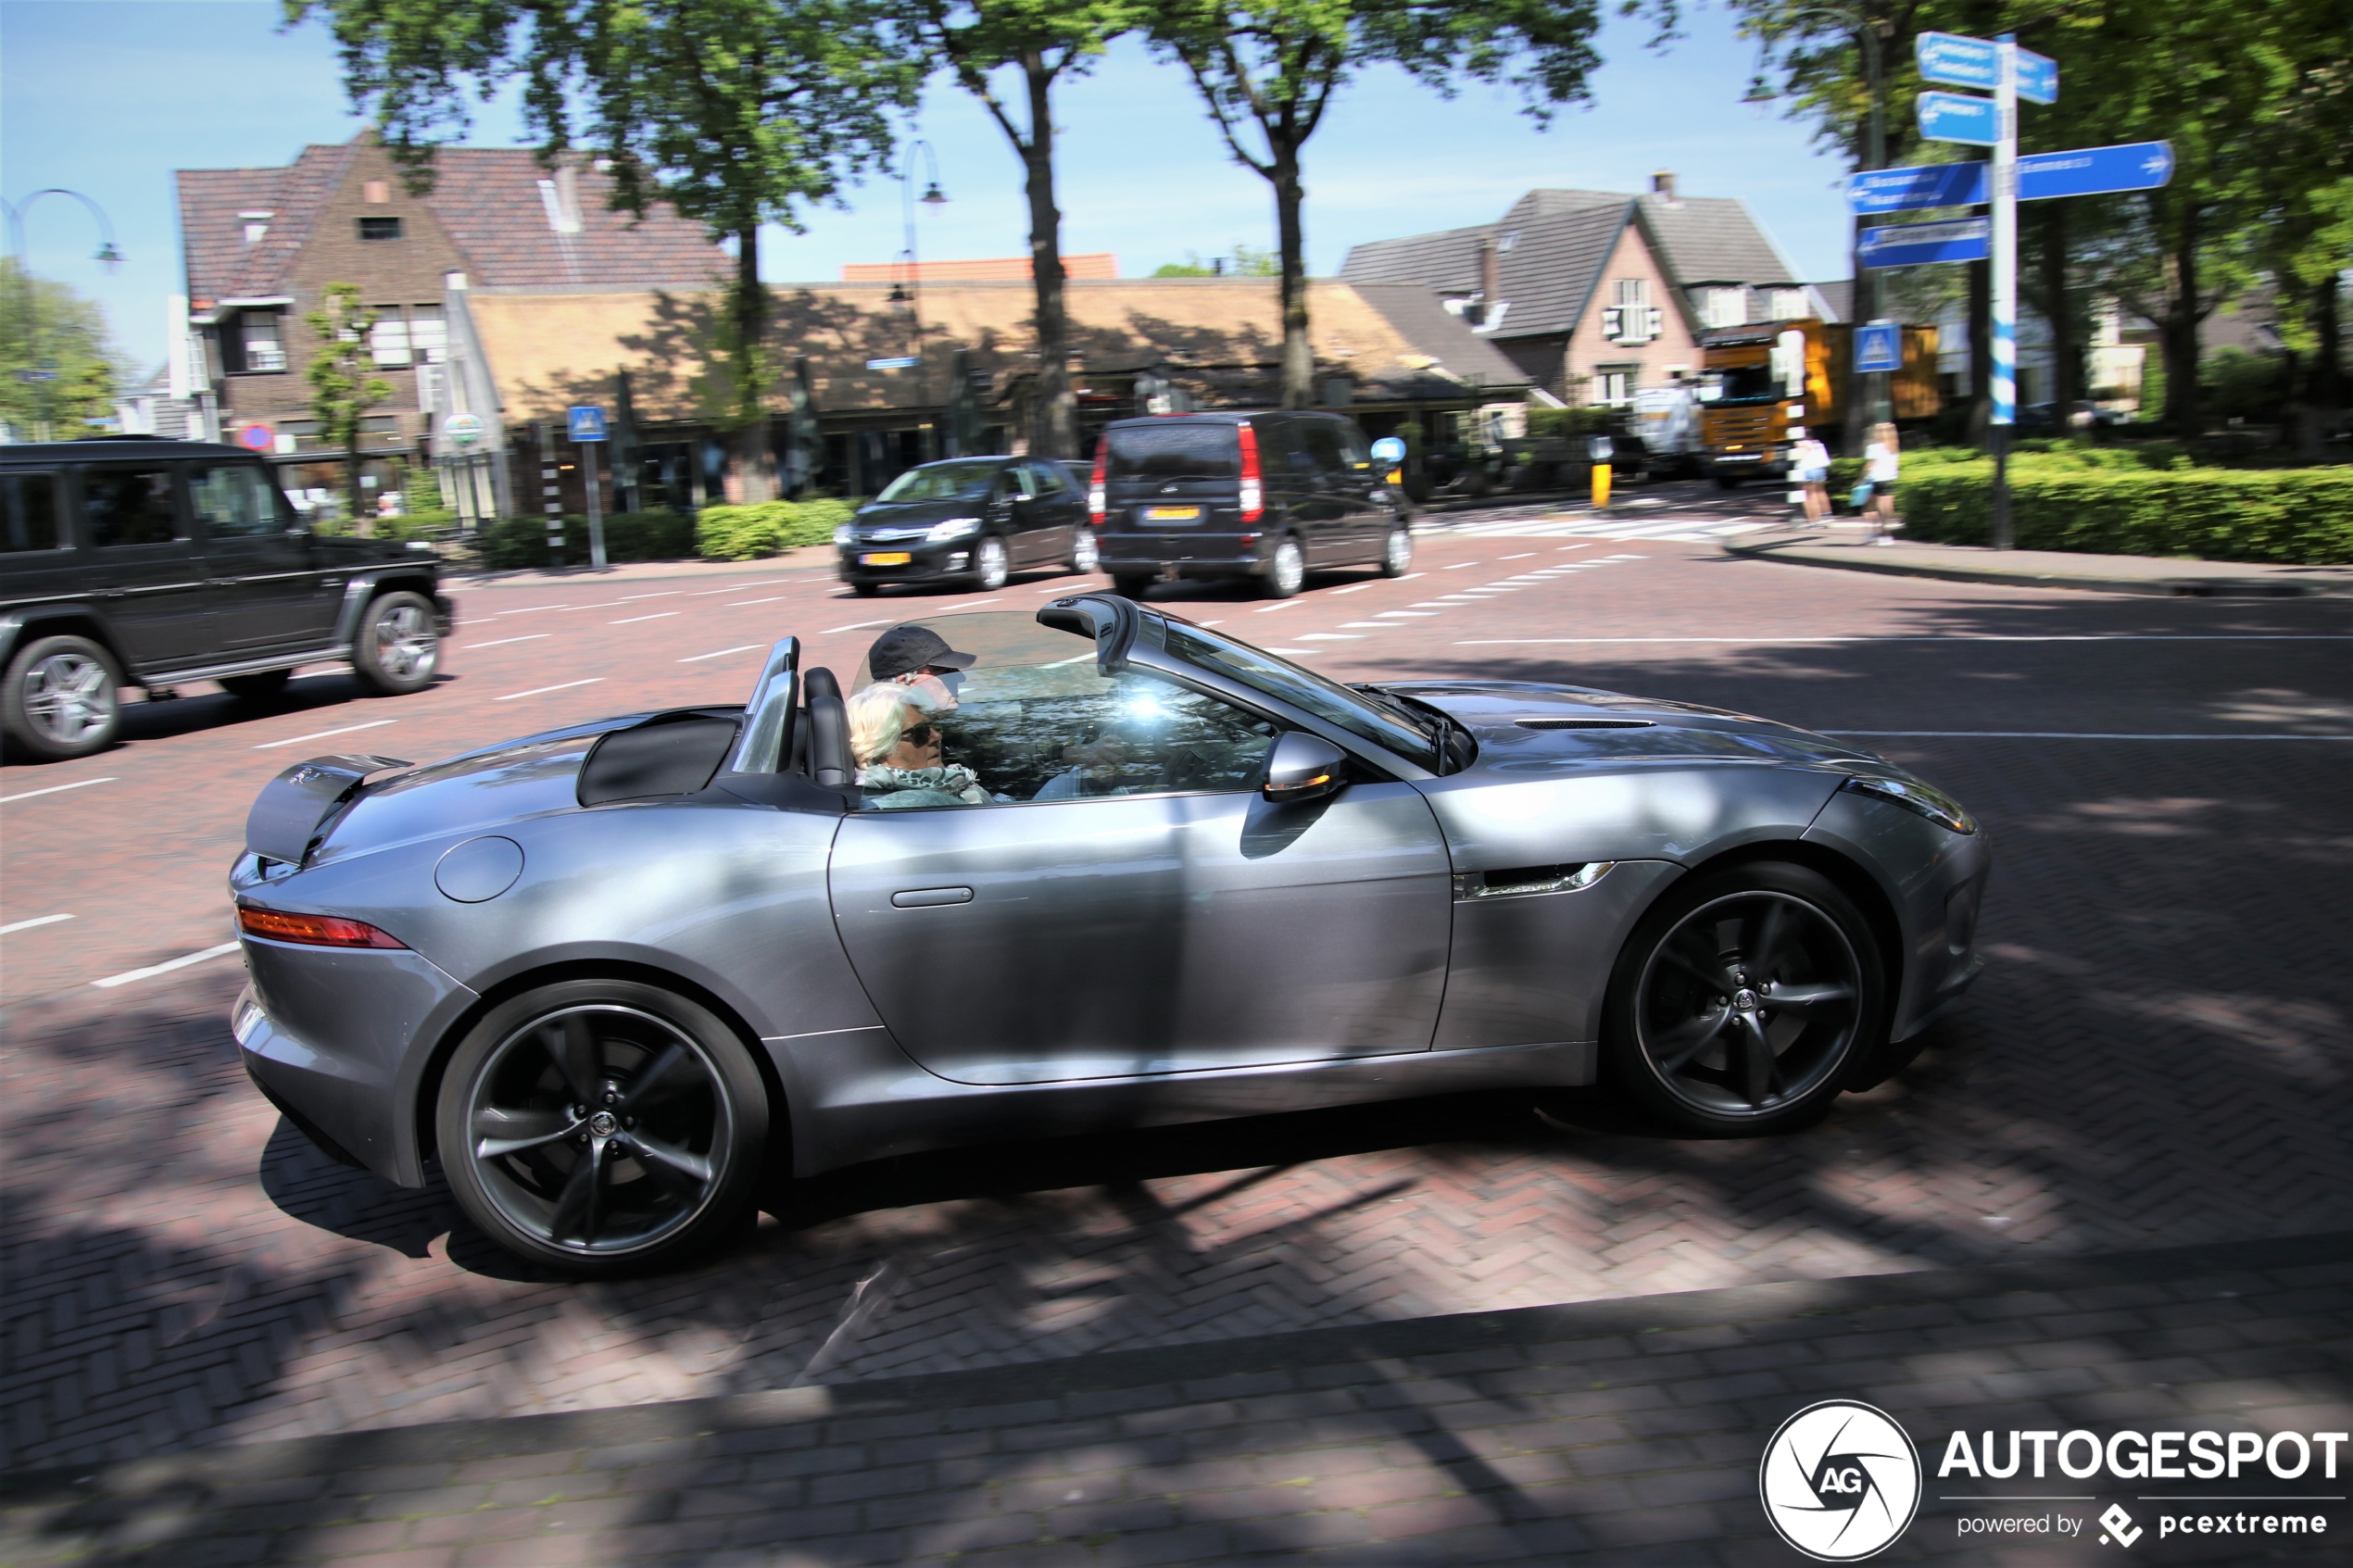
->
<box><xmin>1105</xmin><ymin>424</ymin><xmax>1239</xmax><ymax>482</ymax></box>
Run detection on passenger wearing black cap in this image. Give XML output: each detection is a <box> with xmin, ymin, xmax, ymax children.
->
<box><xmin>853</xmin><ymin>623</ymin><xmax>991</xmax><ymax>805</ymax></box>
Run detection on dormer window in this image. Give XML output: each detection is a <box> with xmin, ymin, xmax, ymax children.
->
<box><xmin>537</xmin><ymin>171</ymin><xmax>585</xmax><ymax>235</ymax></box>
<box><xmin>240</xmin><ymin>211</ymin><xmax>273</xmax><ymax>246</ymax></box>
<box><xmin>358</xmin><ymin>216</ymin><xmax>403</xmax><ymax>242</ymax></box>
<box><xmin>1497</xmin><ymin>230</ymin><xmax>1522</xmax><ymax>253</ymax></box>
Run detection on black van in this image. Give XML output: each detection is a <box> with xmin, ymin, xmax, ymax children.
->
<box><xmin>1088</xmin><ymin>411</ymin><xmax>1412</xmax><ymax>599</ymax></box>
<box><xmin>0</xmin><ymin>439</ymin><xmax>452</xmax><ymax>761</ymax></box>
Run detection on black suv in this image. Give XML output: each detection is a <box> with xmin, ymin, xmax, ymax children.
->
<box><xmin>1088</xmin><ymin>411</ymin><xmax>1412</xmax><ymax>599</ymax></box>
<box><xmin>836</xmin><ymin>455</ymin><xmax>1095</xmax><ymax>596</ymax></box>
<box><xmin>1</xmin><ymin>440</ymin><xmax>452</xmax><ymax>761</ymax></box>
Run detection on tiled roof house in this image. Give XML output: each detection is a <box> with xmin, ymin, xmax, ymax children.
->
<box><xmin>1340</xmin><ymin>174</ymin><xmax>1839</xmax><ymax>406</ymax></box>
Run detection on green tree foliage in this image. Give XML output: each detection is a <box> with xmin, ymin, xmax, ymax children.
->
<box><xmin>881</xmin><ymin>0</ymin><xmax>1140</xmax><ymax>458</ymax></box>
<box><xmin>305</xmin><ymin>282</ymin><xmax>394</xmax><ymax>530</ymax></box>
<box><xmin>292</xmin><ymin>0</ymin><xmax>918</xmax><ymax>501</ymax></box>
<box><xmin>0</xmin><ymin>258</ymin><xmax>120</xmax><ymax>440</ymax></box>
<box><xmin>1148</xmin><ymin>0</ymin><xmax>1614</xmax><ymax>408</ymax></box>
<box><xmin>1151</xmin><ymin>244</ymin><xmax>1280</xmax><ymax>276</ymax></box>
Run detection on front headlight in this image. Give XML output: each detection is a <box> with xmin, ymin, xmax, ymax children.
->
<box><xmin>925</xmin><ymin>517</ymin><xmax>983</xmax><ymax>545</ymax></box>
<box><xmin>833</xmin><ymin>523</ymin><xmax>855</xmax><ymax>546</ymax></box>
<box><xmin>1841</xmin><ymin>773</ymin><xmax>1978</xmax><ymax>835</ymax></box>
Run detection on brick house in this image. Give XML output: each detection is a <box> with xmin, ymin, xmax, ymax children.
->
<box><xmin>1340</xmin><ymin>174</ymin><xmax>1841</xmax><ymax>408</ymax></box>
<box><xmin>175</xmin><ymin>133</ymin><xmax>723</xmax><ymax>518</ymax></box>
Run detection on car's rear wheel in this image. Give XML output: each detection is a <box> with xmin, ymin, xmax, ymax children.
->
<box><xmin>1603</xmin><ymin>861</ymin><xmax>1884</xmax><ymax>1137</ymax></box>
<box><xmin>2</xmin><ymin>634</ymin><xmax>120</xmax><ymax>761</ymax></box>
<box><xmin>971</xmin><ymin>534</ymin><xmax>1011</xmax><ymax>591</ymax></box>
<box><xmin>353</xmin><ymin>591</ymin><xmax>439</xmax><ymax>696</ymax></box>
<box><xmin>1111</xmin><ymin>572</ymin><xmax>1153</xmax><ymax>600</ymax></box>
<box><xmin>220</xmin><ymin>669</ymin><xmax>293</xmax><ymax>702</ymax></box>
<box><xmin>1378</xmin><ymin>524</ymin><xmax>1413</xmax><ymax>578</ymax></box>
<box><xmin>1068</xmin><ymin>530</ymin><xmax>1100</xmax><ymax>575</ymax></box>
<box><xmin>437</xmin><ymin>980</ymin><xmax>769</xmax><ymax>1277</ymax></box>
<box><xmin>1263</xmin><ymin>537</ymin><xmax>1305</xmax><ymax>599</ymax></box>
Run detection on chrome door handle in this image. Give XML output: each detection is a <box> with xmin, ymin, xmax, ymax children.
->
<box><xmin>890</xmin><ymin>887</ymin><xmax>973</xmax><ymax>908</ymax></box>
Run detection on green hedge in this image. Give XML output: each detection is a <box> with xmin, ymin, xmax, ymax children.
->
<box><xmin>694</xmin><ymin>498</ymin><xmax>856</xmax><ymax>560</ymax></box>
<box><xmin>479</xmin><ymin>508</ymin><xmax>695</xmax><ymax>570</ymax></box>
<box><xmin>1892</xmin><ymin>464</ymin><xmax>2353</xmax><ymax>564</ymax></box>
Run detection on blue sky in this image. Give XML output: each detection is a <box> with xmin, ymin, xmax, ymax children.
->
<box><xmin>2</xmin><ymin>1</ymin><xmax>1856</xmax><ymax>370</ymax></box>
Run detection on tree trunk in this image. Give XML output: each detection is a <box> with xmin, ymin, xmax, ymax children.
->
<box><xmin>1272</xmin><ymin>143</ymin><xmax>1313</xmax><ymax>410</ymax></box>
<box><xmin>1024</xmin><ymin>55</ymin><xmax>1076</xmax><ymax>460</ymax></box>
<box><xmin>731</xmin><ymin>224</ymin><xmax>775</xmax><ymax>504</ymax></box>
<box><xmin>2309</xmin><ymin>271</ymin><xmax>2344</xmax><ymax>411</ymax></box>
<box><xmin>2157</xmin><ymin>212</ymin><xmax>2202</xmax><ymax>436</ymax></box>
<box><xmin>2041</xmin><ymin>204</ymin><xmax>2075</xmax><ymax>421</ymax></box>
<box><xmin>1967</xmin><ymin>256</ymin><xmax>1991</xmax><ymax>445</ymax></box>
<box><xmin>346</xmin><ymin>445</ymin><xmax>369</xmax><ymax>536</ymax></box>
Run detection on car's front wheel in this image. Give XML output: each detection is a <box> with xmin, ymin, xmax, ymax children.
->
<box><xmin>353</xmin><ymin>591</ymin><xmax>440</xmax><ymax>696</ymax></box>
<box><xmin>1068</xmin><ymin>529</ymin><xmax>1101</xmax><ymax>575</ymax></box>
<box><xmin>1263</xmin><ymin>537</ymin><xmax>1305</xmax><ymax>599</ymax></box>
<box><xmin>970</xmin><ymin>534</ymin><xmax>1011</xmax><ymax>591</ymax></box>
<box><xmin>2</xmin><ymin>634</ymin><xmax>121</xmax><ymax>761</ymax></box>
<box><xmin>1602</xmin><ymin>860</ymin><xmax>1885</xmax><ymax>1137</ymax></box>
<box><xmin>436</xmin><ymin>980</ymin><xmax>770</xmax><ymax>1277</ymax></box>
<box><xmin>849</xmin><ymin>580</ymin><xmax>880</xmax><ymax>597</ymax></box>
<box><xmin>1378</xmin><ymin>524</ymin><xmax>1414</xmax><ymax>578</ymax></box>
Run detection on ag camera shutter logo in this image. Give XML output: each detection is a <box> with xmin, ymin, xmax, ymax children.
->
<box><xmin>1760</xmin><ymin>1399</ymin><xmax>1922</xmax><ymax>1561</ymax></box>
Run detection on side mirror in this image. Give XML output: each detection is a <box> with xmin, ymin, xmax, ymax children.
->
<box><xmin>1262</xmin><ymin>731</ymin><xmax>1348</xmax><ymax>805</ymax></box>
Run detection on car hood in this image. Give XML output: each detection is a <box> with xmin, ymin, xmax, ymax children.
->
<box><xmin>300</xmin><ymin>717</ymin><xmax>634</xmax><ymax>869</ymax></box>
<box><xmin>1378</xmin><ymin>680</ymin><xmax>1879</xmax><ymax>774</ymax></box>
<box><xmin>852</xmin><ymin>499</ymin><xmax>990</xmax><ymax>533</ymax></box>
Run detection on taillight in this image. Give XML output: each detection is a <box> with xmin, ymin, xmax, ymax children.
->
<box><xmin>1238</xmin><ymin>421</ymin><xmax>1264</xmax><ymax>524</ymax></box>
<box><xmin>1088</xmin><ymin>445</ymin><xmax>1107</xmax><ymax>526</ymax></box>
<box><xmin>237</xmin><ymin>906</ymin><xmax>408</xmax><ymax>949</ymax></box>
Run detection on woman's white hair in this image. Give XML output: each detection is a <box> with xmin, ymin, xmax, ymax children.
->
<box><xmin>847</xmin><ymin>684</ymin><xmax>912</xmax><ymax>767</ymax></box>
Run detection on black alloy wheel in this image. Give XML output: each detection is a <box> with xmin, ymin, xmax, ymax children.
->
<box><xmin>1603</xmin><ymin>861</ymin><xmax>1884</xmax><ymax>1136</ymax></box>
<box><xmin>436</xmin><ymin>980</ymin><xmax>768</xmax><ymax>1276</ymax></box>
<box><xmin>2</xmin><ymin>633</ymin><xmax>121</xmax><ymax>761</ymax></box>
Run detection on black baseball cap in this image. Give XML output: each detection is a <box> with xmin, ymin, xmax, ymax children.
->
<box><xmin>867</xmin><ymin>624</ymin><xmax>978</xmax><ymax>682</ymax></box>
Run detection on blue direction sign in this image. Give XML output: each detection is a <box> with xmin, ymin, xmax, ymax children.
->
<box><xmin>567</xmin><ymin>405</ymin><xmax>609</xmax><ymax>442</ymax></box>
<box><xmin>1850</xmin><ymin>161</ymin><xmax>1988</xmax><ymax>214</ymax></box>
<box><xmin>1859</xmin><ymin>218</ymin><xmax>1991</xmax><ymax>270</ymax></box>
<box><xmin>1918</xmin><ymin>91</ymin><xmax>1998</xmax><ymax>146</ymax></box>
<box><xmin>1856</xmin><ymin>320</ymin><xmax>1904</xmax><ymax>373</ymax></box>
<box><xmin>1916</xmin><ymin>30</ymin><xmax>1998</xmax><ymax>90</ymax></box>
<box><xmin>2018</xmin><ymin>141</ymin><xmax>2174</xmax><ymax>199</ymax></box>
<box><xmin>2015</xmin><ymin>47</ymin><xmax>2058</xmax><ymax>106</ymax></box>
<box><xmin>864</xmin><ymin>357</ymin><xmax>919</xmax><ymax>370</ymax></box>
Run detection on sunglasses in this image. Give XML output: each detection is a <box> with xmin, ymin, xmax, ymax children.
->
<box><xmin>902</xmin><ymin>721</ymin><xmax>938</xmax><ymax>748</ymax></box>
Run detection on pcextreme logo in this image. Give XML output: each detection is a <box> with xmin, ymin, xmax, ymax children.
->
<box><xmin>1759</xmin><ymin>1399</ymin><xmax>1923</xmax><ymax>1561</ymax></box>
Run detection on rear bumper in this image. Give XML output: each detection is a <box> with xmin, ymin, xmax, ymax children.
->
<box><xmin>1099</xmin><ymin>534</ymin><xmax>1265</xmax><ymax>578</ymax></box>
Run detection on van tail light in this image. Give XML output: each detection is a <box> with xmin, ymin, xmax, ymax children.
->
<box><xmin>1238</xmin><ymin>421</ymin><xmax>1265</xmax><ymax>524</ymax></box>
<box><xmin>1088</xmin><ymin>445</ymin><xmax>1107</xmax><ymax>526</ymax></box>
<box><xmin>238</xmin><ymin>906</ymin><xmax>408</xmax><ymax>949</ymax></box>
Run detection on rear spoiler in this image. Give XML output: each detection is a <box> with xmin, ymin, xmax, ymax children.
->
<box><xmin>245</xmin><ymin>753</ymin><xmax>409</xmax><ymax>866</ymax></box>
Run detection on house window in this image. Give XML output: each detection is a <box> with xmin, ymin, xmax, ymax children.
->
<box><xmin>358</xmin><ymin>216</ymin><xmax>403</xmax><ymax>242</ymax></box>
<box><xmin>1593</xmin><ymin>370</ymin><xmax>1635</xmax><ymax>406</ymax></box>
<box><xmin>1700</xmin><ymin>287</ymin><xmax>1747</xmax><ymax>329</ymax></box>
<box><xmin>1769</xmin><ymin>288</ymin><xmax>1808</xmax><ymax>320</ymax></box>
<box><xmin>370</xmin><ymin>310</ymin><xmax>412</xmax><ymax>368</ymax></box>
<box><xmin>240</xmin><ymin>210</ymin><xmax>273</xmax><ymax>246</ymax></box>
<box><xmin>239</xmin><ymin>311</ymin><xmax>287</xmax><ymax>373</ymax></box>
<box><xmin>1614</xmin><ymin>278</ymin><xmax>1650</xmax><ymax>308</ymax></box>
<box><xmin>409</xmin><ymin>305</ymin><xmax>447</xmax><ymax>363</ymax></box>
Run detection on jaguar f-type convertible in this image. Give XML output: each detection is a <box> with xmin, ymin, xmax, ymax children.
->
<box><xmin>231</xmin><ymin>595</ymin><xmax>1988</xmax><ymax>1275</ymax></box>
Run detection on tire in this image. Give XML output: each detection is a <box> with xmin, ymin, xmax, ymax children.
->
<box><xmin>2</xmin><ymin>633</ymin><xmax>121</xmax><ymax>761</ymax></box>
<box><xmin>970</xmin><ymin>534</ymin><xmax>1011</xmax><ymax>592</ymax></box>
<box><xmin>1110</xmin><ymin>572</ymin><xmax>1154</xmax><ymax>600</ymax></box>
<box><xmin>849</xmin><ymin>581</ymin><xmax>880</xmax><ymax>597</ymax></box>
<box><xmin>1714</xmin><ymin>472</ymin><xmax>1740</xmax><ymax>489</ymax></box>
<box><xmin>352</xmin><ymin>590</ymin><xmax>440</xmax><ymax>696</ymax></box>
<box><xmin>1067</xmin><ymin>529</ymin><xmax>1101</xmax><ymax>575</ymax></box>
<box><xmin>435</xmin><ymin>979</ymin><xmax>771</xmax><ymax>1278</ymax></box>
<box><xmin>1262</xmin><ymin>537</ymin><xmax>1305</xmax><ymax>599</ymax></box>
<box><xmin>1602</xmin><ymin>860</ymin><xmax>1886</xmax><ymax>1137</ymax></box>
<box><xmin>219</xmin><ymin>669</ymin><xmax>293</xmax><ymax>702</ymax></box>
<box><xmin>1378</xmin><ymin>524</ymin><xmax>1414</xmax><ymax>578</ymax></box>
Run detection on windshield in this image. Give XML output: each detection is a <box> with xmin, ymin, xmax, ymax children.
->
<box><xmin>875</xmin><ymin>460</ymin><xmax>1000</xmax><ymax>504</ymax></box>
<box><xmin>1701</xmin><ymin>364</ymin><xmax>1780</xmax><ymax>405</ymax></box>
<box><xmin>1105</xmin><ymin>423</ymin><xmax>1239</xmax><ymax>482</ymax></box>
<box><xmin>1157</xmin><ymin>619</ymin><xmax>1441</xmax><ymax>771</ymax></box>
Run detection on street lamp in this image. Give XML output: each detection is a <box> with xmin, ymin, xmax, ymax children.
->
<box><xmin>896</xmin><ymin>142</ymin><xmax>947</xmax><ymax>452</ymax></box>
<box><xmin>3</xmin><ymin>188</ymin><xmax>125</xmax><ymax>441</ymax></box>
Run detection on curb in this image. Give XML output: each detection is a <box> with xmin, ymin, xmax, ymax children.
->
<box><xmin>6</xmin><ymin>1228</ymin><xmax>2346</xmax><ymax>1506</ymax></box>
<box><xmin>1722</xmin><ymin>535</ymin><xmax>2353</xmax><ymax>597</ymax></box>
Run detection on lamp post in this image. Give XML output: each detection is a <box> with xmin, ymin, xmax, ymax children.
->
<box><xmin>889</xmin><ymin>141</ymin><xmax>948</xmax><ymax>457</ymax></box>
<box><xmin>3</xmin><ymin>188</ymin><xmax>123</xmax><ymax>442</ymax></box>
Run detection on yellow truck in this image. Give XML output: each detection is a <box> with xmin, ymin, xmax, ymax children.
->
<box><xmin>1698</xmin><ymin>320</ymin><xmax>1940</xmax><ymax>486</ymax></box>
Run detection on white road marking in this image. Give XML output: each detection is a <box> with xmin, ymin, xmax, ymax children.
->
<box><xmin>468</xmin><ymin>633</ymin><xmax>551</xmax><ymax>649</ymax></box>
<box><xmin>1829</xmin><ymin>731</ymin><xmax>2353</xmax><ymax>741</ymax></box>
<box><xmin>254</xmin><ymin>719</ymin><xmax>397</xmax><ymax>750</ymax></box>
<box><xmin>493</xmin><ymin>604</ymin><xmax>572</xmax><ymax>616</ymax></box>
<box><xmin>1339</xmin><ymin>622</ymin><xmax>1399</xmax><ymax>630</ymax></box>
<box><xmin>617</xmin><ymin>591</ymin><xmax>683</xmax><ymax>601</ymax></box>
<box><xmin>822</xmin><ymin>619</ymin><xmax>894</xmax><ymax>633</ymax></box>
<box><xmin>928</xmin><ymin>597</ymin><xmax>1005</xmax><ymax>611</ymax></box>
<box><xmin>610</xmin><ymin>611</ymin><xmax>679</xmax><ymax>624</ymax></box>
<box><xmin>1500</xmin><ymin>552</ymin><xmax>1537</xmax><ymax>559</ymax></box>
<box><xmin>1329</xmin><ymin>582</ymin><xmax>1378</xmax><ymax>595</ymax></box>
<box><xmin>730</xmin><ymin>596</ymin><xmax>793</xmax><ymax>608</ymax></box>
<box><xmin>1254</xmin><ymin>601</ymin><xmax>1307</xmax><ymax>613</ymax></box>
<box><xmin>1409</xmin><ymin>603</ymin><xmax>1457</xmax><ymax>609</ymax></box>
<box><xmin>1265</xmin><ymin>647</ymin><xmax>1320</xmax><ymax>655</ymax></box>
<box><xmin>1442</xmin><ymin>561</ymin><xmax>1483</xmax><ymax>570</ymax></box>
<box><xmin>1292</xmin><ymin>633</ymin><xmax>1363</xmax><ymax>641</ymax></box>
<box><xmin>679</xmin><ymin>645</ymin><xmax>763</xmax><ymax>662</ymax></box>
<box><xmin>495</xmin><ymin>678</ymin><xmax>604</xmax><ymax>701</ymax></box>
<box><xmin>0</xmin><ymin>776</ymin><xmax>117</xmax><ymax>805</ymax></box>
<box><xmin>93</xmin><ymin>942</ymin><xmax>242</xmax><ymax>989</ymax></box>
<box><xmin>0</xmin><ymin>913</ymin><xmax>73</xmax><ymax>936</ymax></box>
<box><xmin>692</xmin><ymin>583</ymin><xmax>784</xmax><ymax>596</ymax></box>
<box><xmin>1378</xmin><ymin>610</ymin><xmax>1440</xmax><ymax>618</ymax></box>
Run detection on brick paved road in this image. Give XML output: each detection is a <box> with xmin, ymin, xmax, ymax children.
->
<box><xmin>4</xmin><ymin>1233</ymin><xmax>2346</xmax><ymax>1564</ymax></box>
<box><xmin>4</xmin><ymin>486</ymin><xmax>2348</xmax><ymax>1505</ymax></box>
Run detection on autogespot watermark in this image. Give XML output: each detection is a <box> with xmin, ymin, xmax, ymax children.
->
<box><xmin>1759</xmin><ymin>1403</ymin><xmax>2347</xmax><ymax>1559</ymax></box>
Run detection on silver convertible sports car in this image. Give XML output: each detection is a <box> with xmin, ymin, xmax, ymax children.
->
<box><xmin>231</xmin><ymin>596</ymin><xmax>1989</xmax><ymax>1276</ymax></box>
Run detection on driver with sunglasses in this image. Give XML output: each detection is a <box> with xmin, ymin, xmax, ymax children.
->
<box><xmin>850</xmin><ymin>626</ymin><xmax>990</xmax><ymax>807</ymax></box>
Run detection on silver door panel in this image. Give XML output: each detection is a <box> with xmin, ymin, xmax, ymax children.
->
<box><xmin>827</xmin><ymin>782</ymin><xmax>1453</xmax><ymax>1085</ymax></box>
<box><xmin>1431</xmin><ymin>859</ymin><xmax>1681</xmax><ymax>1051</ymax></box>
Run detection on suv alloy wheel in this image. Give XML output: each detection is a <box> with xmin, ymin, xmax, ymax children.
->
<box><xmin>2</xmin><ymin>634</ymin><xmax>121</xmax><ymax>761</ymax></box>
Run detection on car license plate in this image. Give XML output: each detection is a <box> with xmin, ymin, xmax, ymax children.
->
<box><xmin>1144</xmin><ymin>505</ymin><xmax>1202</xmax><ymax>522</ymax></box>
<box><xmin>860</xmin><ymin>552</ymin><xmax>912</xmax><ymax>566</ymax></box>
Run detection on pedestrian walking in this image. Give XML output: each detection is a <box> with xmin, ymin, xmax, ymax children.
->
<box><xmin>1790</xmin><ymin>428</ymin><xmax>1831</xmax><ymax>525</ymax></box>
<box><xmin>1863</xmin><ymin>421</ymin><xmax>1902</xmax><ymax>544</ymax></box>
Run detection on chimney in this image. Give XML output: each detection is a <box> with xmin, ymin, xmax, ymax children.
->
<box><xmin>1652</xmin><ymin>169</ymin><xmax>1678</xmax><ymax>202</ymax></box>
<box><xmin>1479</xmin><ymin>235</ymin><xmax>1501</xmax><ymax>311</ymax></box>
